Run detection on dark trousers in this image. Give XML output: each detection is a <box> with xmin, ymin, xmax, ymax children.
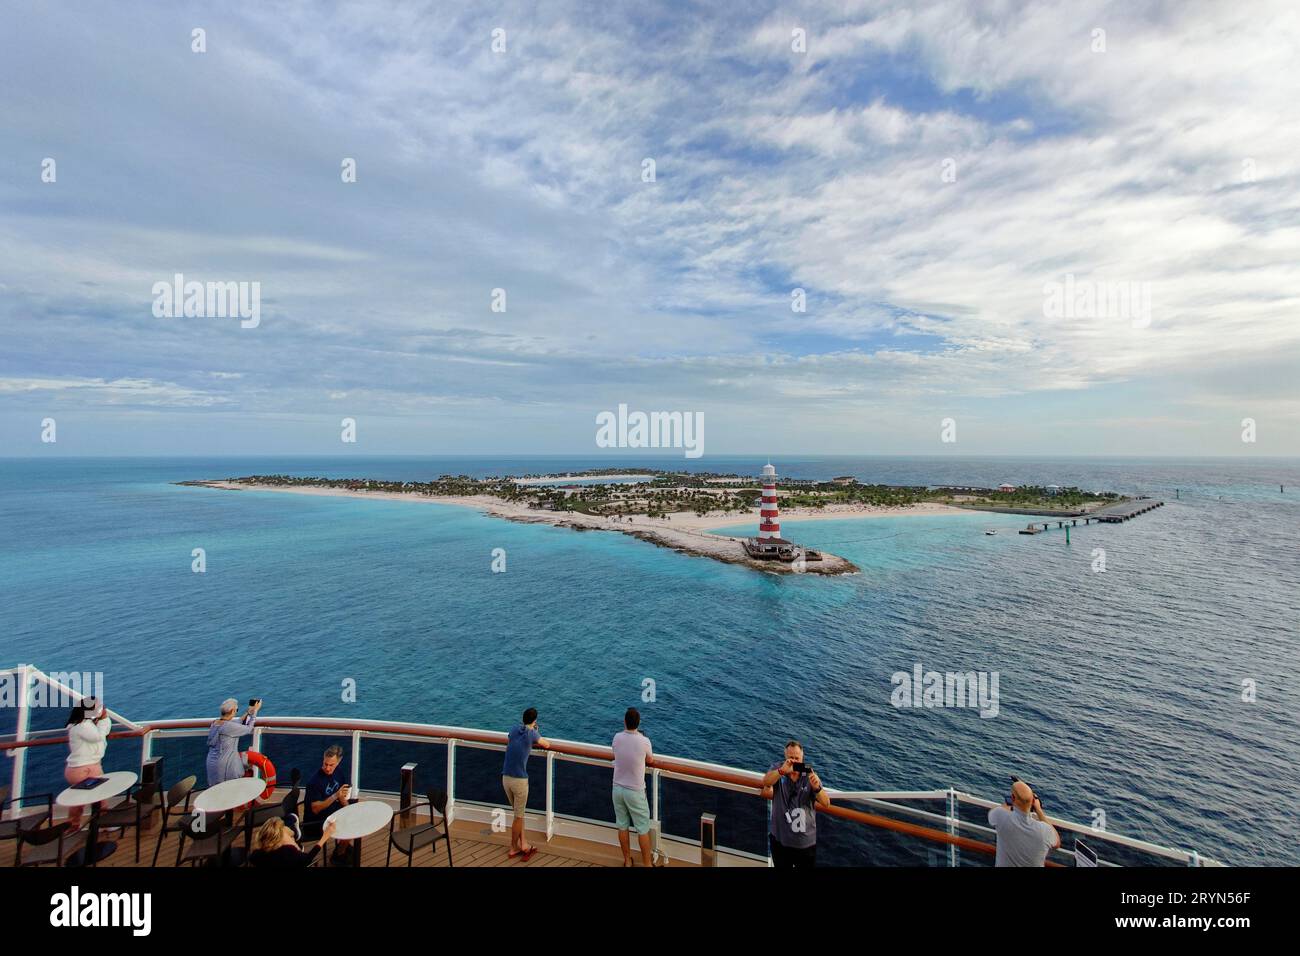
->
<box><xmin>770</xmin><ymin>835</ymin><xmax>816</xmax><ymax>868</ymax></box>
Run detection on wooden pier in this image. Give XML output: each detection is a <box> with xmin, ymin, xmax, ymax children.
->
<box><xmin>1092</xmin><ymin>498</ymin><xmax>1165</xmax><ymax>523</ymax></box>
<box><xmin>1017</xmin><ymin>498</ymin><xmax>1163</xmax><ymax>534</ymax></box>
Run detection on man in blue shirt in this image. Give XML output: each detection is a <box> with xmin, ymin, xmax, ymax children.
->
<box><xmin>502</xmin><ymin>707</ymin><xmax>550</xmax><ymax>860</ymax></box>
<box><xmin>302</xmin><ymin>744</ymin><xmax>353</xmax><ymax>864</ymax></box>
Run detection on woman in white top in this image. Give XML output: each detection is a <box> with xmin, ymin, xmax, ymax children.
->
<box><xmin>64</xmin><ymin>697</ymin><xmax>112</xmax><ymax>830</ymax></box>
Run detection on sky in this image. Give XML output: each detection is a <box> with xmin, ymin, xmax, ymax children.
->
<box><xmin>1</xmin><ymin>0</ymin><xmax>1298</xmax><ymax>457</ymax></box>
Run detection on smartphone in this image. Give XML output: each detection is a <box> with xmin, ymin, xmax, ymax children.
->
<box><xmin>249</xmin><ymin>698</ymin><xmax>261</xmax><ymax>707</ymax></box>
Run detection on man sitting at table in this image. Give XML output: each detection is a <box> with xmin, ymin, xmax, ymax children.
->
<box><xmin>302</xmin><ymin>744</ymin><xmax>353</xmax><ymax>865</ymax></box>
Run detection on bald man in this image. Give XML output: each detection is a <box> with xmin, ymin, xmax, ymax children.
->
<box><xmin>988</xmin><ymin>779</ymin><xmax>1061</xmax><ymax>867</ymax></box>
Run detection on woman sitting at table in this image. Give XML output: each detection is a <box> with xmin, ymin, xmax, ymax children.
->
<box><xmin>205</xmin><ymin>697</ymin><xmax>261</xmax><ymax>787</ymax></box>
<box><xmin>64</xmin><ymin>697</ymin><xmax>111</xmax><ymax>831</ymax></box>
<box><xmin>249</xmin><ymin>816</ymin><xmax>336</xmax><ymax>867</ymax></box>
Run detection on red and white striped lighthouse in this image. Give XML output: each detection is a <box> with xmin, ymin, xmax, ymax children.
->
<box><xmin>758</xmin><ymin>463</ymin><xmax>780</xmax><ymax>539</ymax></box>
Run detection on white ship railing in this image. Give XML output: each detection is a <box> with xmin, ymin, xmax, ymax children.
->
<box><xmin>0</xmin><ymin>665</ymin><xmax>1221</xmax><ymax>866</ymax></box>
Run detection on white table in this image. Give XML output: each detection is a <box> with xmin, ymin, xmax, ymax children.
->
<box><xmin>193</xmin><ymin>777</ymin><xmax>266</xmax><ymax>816</ymax></box>
<box><xmin>57</xmin><ymin>770</ymin><xmax>137</xmax><ymax>866</ymax></box>
<box><xmin>326</xmin><ymin>800</ymin><xmax>394</xmax><ymax>866</ymax></box>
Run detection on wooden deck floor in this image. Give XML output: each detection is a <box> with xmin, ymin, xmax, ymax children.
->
<box><xmin>88</xmin><ymin>815</ymin><xmax>611</xmax><ymax>868</ymax></box>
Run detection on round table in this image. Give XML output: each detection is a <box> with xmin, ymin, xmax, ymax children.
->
<box><xmin>57</xmin><ymin>770</ymin><xmax>137</xmax><ymax>866</ymax></box>
<box><xmin>325</xmin><ymin>800</ymin><xmax>394</xmax><ymax>866</ymax></box>
<box><xmin>193</xmin><ymin>777</ymin><xmax>267</xmax><ymax>816</ymax></box>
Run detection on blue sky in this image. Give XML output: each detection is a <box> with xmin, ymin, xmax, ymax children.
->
<box><xmin>2</xmin><ymin>0</ymin><xmax>1297</xmax><ymax>456</ymax></box>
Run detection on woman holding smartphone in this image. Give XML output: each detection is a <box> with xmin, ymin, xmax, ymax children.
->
<box><xmin>64</xmin><ymin>696</ymin><xmax>111</xmax><ymax>830</ymax></box>
<box><xmin>205</xmin><ymin>697</ymin><xmax>261</xmax><ymax>787</ymax></box>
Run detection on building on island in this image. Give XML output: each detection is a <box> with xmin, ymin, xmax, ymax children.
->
<box><xmin>998</xmin><ymin>483</ymin><xmax>1016</xmax><ymax>493</ymax></box>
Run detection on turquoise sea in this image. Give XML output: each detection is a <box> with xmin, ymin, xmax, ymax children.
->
<box><xmin>2</xmin><ymin>455</ymin><xmax>1298</xmax><ymax>865</ymax></box>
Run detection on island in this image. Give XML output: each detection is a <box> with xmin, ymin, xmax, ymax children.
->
<box><xmin>178</xmin><ymin>470</ymin><xmax>1145</xmax><ymax>576</ymax></box>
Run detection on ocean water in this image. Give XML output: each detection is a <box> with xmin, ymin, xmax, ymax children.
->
<box><xmin>2</xmin><ymin>455</ymin><xmax>1298</xmax><ymax>865</ymax></box>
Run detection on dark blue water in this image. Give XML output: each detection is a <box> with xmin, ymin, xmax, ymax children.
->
<box><xmin>2</xmin><ymin>456</ymin><xmax>1297</xmax><ymax>864</ymax></box>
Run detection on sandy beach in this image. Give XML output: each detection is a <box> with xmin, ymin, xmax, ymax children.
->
<box><xmin>188</xmin><ymin>481</ymin><xmax>963</xmax><ymax>575</ymax></box>
<box><xmin>510</xmin><ymin>473</ymin><xmax>657</xmax><ymax>485</ymax></box>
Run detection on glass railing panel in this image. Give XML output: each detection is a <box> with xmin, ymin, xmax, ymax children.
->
<box><xmin>146</xmin><ymin>733</ymin><xmax>209</xmax><ymax>794</ymax></box>
<box><xmin>813</xmin><ymin>810</ymin><xmax>951</xmax><ymax>866</ymax></box>
<box><xmin>254</xmin><ymin>730</ymin><xmax>354</xmax><ymax>791</ymax></box>
<box><xmin>453</xmin><ymin>743</ymin><xmax>547</xmax><ymax>812</ymax></box>
<box><xmin>356</xmin><ymin>738</ymin><xmax>447</xmax><ymax>796</ymax></box>
<box><xmin>552</xmin><ymin>758</ymin><xmax>619</xmax><ymax>826</ymax></box>
<box><xmin>658</xmin><ymin>776</ymin><xmax>769</xmax><ymax>857</ymax></box>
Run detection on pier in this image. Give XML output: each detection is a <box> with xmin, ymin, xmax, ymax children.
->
<box><xmin>1093</xmin><ymin>498</ymin><xmax>1165</xmax><ymax>523</ymax></box>
<box><xmin>1017</xmin><ymin>498</ymin><xmax>1163</xmax><ymax>534</ymax></box>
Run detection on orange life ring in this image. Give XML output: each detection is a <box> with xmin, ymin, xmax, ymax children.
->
<box><xmin>243</xmin><ymin>750</ymin><xmax>277</xmax><ymax>800</ymax></box>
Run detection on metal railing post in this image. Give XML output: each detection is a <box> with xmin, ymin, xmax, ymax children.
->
<box><xmin>8</xmin><ymin>664</ymin><xmax>31</xmax><ymax>811</ymax></box>
<box><xmin>544</xmin><ymin>750</ymin><xmax>555</xmax><ymax>841</ymax></box>
<box><xmin>765</xmin><ymin>789</ymin><xmax>774</xmax><ymax>867</ymax></box>
<box><xmin>650</xmin><ymin>768</ymin><xmax>664</xmax><ymax>866</ymax></box>
<box><xmin>700</xmin><ymin>812</ymin><xmax>718</xmax><ymax>867</ymax></box>
<box><xmin>947</xmin><ymin>788</ymin><xmax>959</xmax><ymax>867</ymax></box>
<box><xmin>445</xmin><ymin>740</ymin><xmax>457</xmax><ymax>824</ymax></box>
<box><xmin>400</xmin><ymin>763</ymin><xmax>417</xmax><ymax>827</ymax></box>
<box><xmin>351</xmin><ymin>730</ymin><xmax>362</xmax><ymax>793</ymax></box>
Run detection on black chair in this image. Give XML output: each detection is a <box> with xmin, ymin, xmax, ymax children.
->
<box><xmin>150</xmin><ymin>775</ymin><xmax>197</xmax><ymax>867</ymax></box>
<box><xmin>386</xmin><ymin>788</ymin><xmax>452</xmax><ymax>867</ymax></box>
<box><xmin>96</xmin><ymin>781</ymin><xmax>161</xmax><ymax>863</ymax></box>
<box><xmin>14</xmin><ymin>820</ymin><xmax>87</xmax><ymax>868</ymax></box>
<box><xmin>1</xmin><ymin>786</ymin><xmax>54</xmax><ymax>865</ymax></box>
<box><xmin>242</xmin><ymin>768</ymin><xmax>302</xmax><ymax>855</ymax></box>
<box><xmin>175</xmin><ymin>813</ymin><xmax>235</xmax><ymax>867</ymax></box>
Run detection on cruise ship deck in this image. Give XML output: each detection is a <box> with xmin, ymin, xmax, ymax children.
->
<box><xmin>2</xmin><ymin>667</ymin><xmax>1219</xmax><ymax>868</ymax></box>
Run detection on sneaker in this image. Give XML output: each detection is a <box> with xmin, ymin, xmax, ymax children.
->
<box><xmin>285</xmin><ymin>813</ymin><xmax>302</xmax><ymax>842</ymax></box>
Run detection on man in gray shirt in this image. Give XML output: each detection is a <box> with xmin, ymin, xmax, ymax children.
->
<box><xmin>611</xmin><ymin>707</ymin><xmax>655</xmax><ymax>867</ymax></box>
<box><xmin>988</xmin><ymin>779</ymin><xmax>1061</xmax><ymax>866</ymax></box>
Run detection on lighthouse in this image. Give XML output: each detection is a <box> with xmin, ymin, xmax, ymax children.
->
<box><xmin>743</xmin><ymin>462</ymin><xmax>811</xmax><ymax>564</ymax></box>
<box><xmin>758</xmin><ymin>463</ymin><xmax>780</xmax><ymax>540</ymax></box>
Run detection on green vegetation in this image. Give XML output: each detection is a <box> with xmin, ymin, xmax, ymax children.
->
<box><xmin>220</xmin><ymin>475</ymin><xmax>1124</xmax><ymax>519</ymax></box>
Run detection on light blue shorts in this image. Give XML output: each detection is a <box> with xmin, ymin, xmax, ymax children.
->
<box><xmin>612</xmin><ymin>784</ymin><xmax>651</xmax><ymax>834</ymax></box>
